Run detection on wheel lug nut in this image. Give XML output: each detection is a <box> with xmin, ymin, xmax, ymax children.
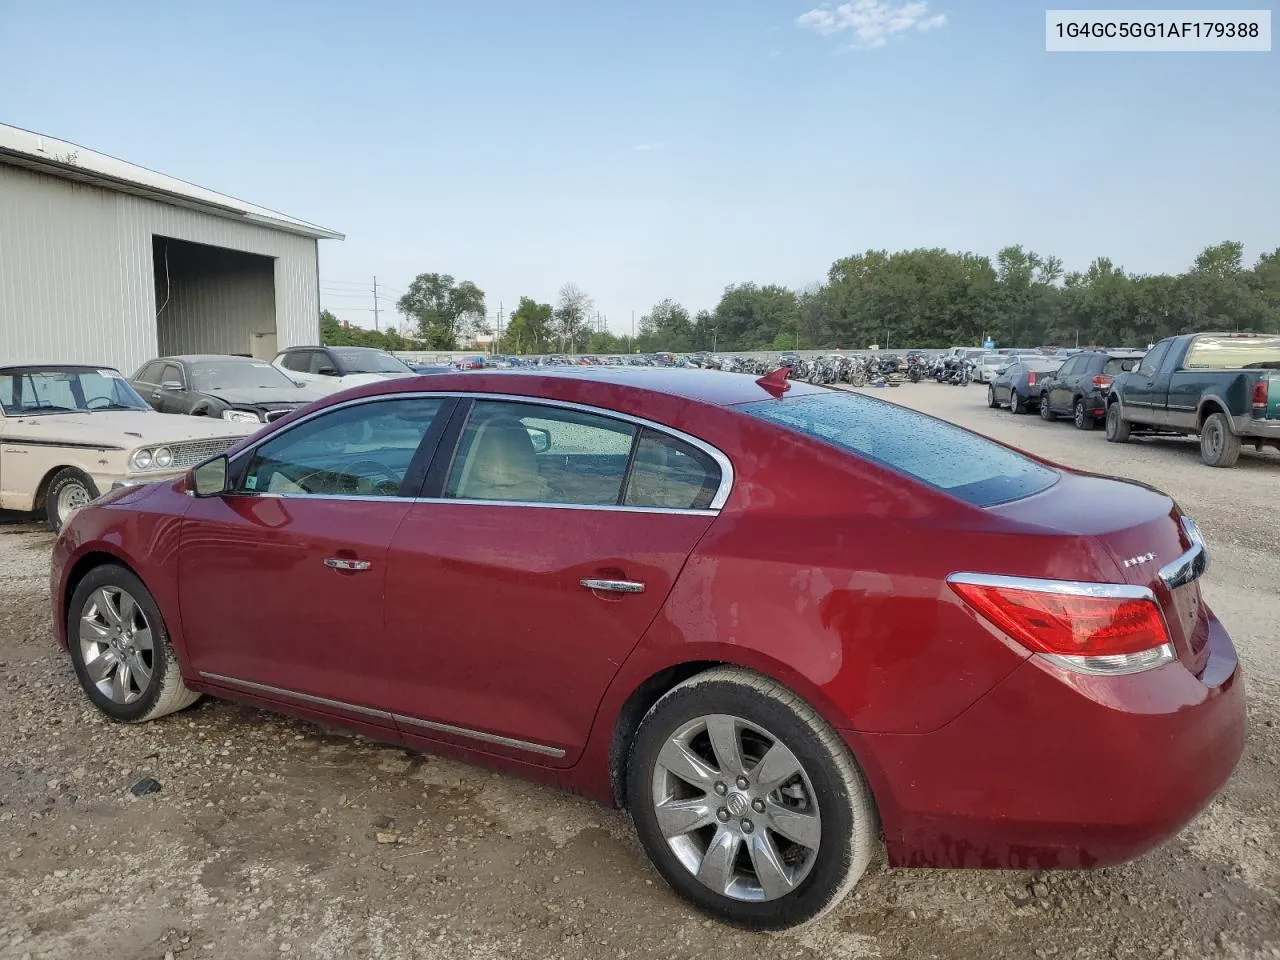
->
<box><xmin>752</xmin><ymin>798</ymin><xmax>765</xmax><ymax>813</ymax></box>
<box><xmin>741</xmin><ymin>819</ymin><xmax>754</xmax><ymax>833</ymax></box>
<box><xmin>713</xmin><ymin>782</ymin><xmax>727</xmax><ymax>796</ymax></box>
<box><xmin>735</xmin><ymin>775</ymin><xmax>749</xmax><ymax>790</ymax></box>
<box><xmin>716</xmin><ymin>807</ymin><xmax>730</xmax><ymax>822</ymax></box>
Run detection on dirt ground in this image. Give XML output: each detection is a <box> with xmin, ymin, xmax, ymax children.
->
<box><xmin>2</xmin><ymin>382</ymin><xmax>1278</xmax><ymax>960</ymax></box>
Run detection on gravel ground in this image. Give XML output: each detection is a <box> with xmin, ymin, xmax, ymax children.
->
<box><xmin>1</xmin><ymin>382</ymin><xmax>1278</xmax><ymax>960</ymax></box>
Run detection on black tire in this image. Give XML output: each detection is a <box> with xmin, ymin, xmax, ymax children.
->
<box><xmin>44</xmin><ymin>468</ymin><xmax>99</xmax><ymax>532</ymax></box>
<box><xmin>1105</xmin><ymin>402</ymin><xmax>1131</xmax><ymax>443</ymax></box>
<box><xmin>1200</xmin><ymin>412</ymin><xmax>1241</xmax><ymax>468</ymax></box>
<box><xmin>1073</xmin><ymin>399</ymin><xmax>1095</xmax><ymax>431</ymax></box>
<box><xmin>1010</xmin><ymin>390</ymin><xmax>1026</xmax><ymax>415</ymax></box>
<box><xmin>66</xmin><ymin>564</ymin><xmax>201</xmax><ymax>723</ymax></box>
<box><xmin>627</xmin><ymin>667</ymin><xmax>878</xmax><ymax>930</ymax></box>
<box><xmin>1038</xmin><ymin>394</ymin><xmax>1055</xmax><ymax>421</ymax></box>
<box><xmin>987</xmin><ymin>386</ymin><xmax>999</xmax><ymax>409</ymax></box>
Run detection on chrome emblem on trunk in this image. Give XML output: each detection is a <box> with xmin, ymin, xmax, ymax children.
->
<box><xmin>1123</xmin><ymin>552</ymin><xmax>1157</xmax><ymax>568</ymax></box>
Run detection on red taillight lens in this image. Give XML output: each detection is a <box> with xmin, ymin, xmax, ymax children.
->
<box><xmin>1092</xmin><ymin>374</ymin><xmax>1112</xmax><ymax>389</ymax></box>
<box><xmin>1253</xmin><ymin>378</ymin><xmax>1268</xmax><ymax>410</ymax></box>
<box><xmin>1027</xmin><ymin>372</ymin><xmax>1037</xmax><ymax>386</ymax></box>
<box><xmin>949</xmin><ymin>579</ymin><xmax>1170</xmax><ymax>658</ymax></box>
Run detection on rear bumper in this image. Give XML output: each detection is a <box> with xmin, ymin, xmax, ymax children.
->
<box><xmin>1233</xmin><ymin>414</ymin><xmax>1280</xmax><ymax>439</ymax></box>
<box><xmin>854</xmin><ymin>612</ymin><xmax>1245</xmax><ymax>870</ymax></box>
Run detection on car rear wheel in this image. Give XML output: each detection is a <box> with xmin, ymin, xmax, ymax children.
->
<box><xmin>1105</xmin><ymin>402</ymin><xmax>1131</xmax><ymax>443</ymax></box>
<box><xmin>1010</xmin><ymin>390</ymin><xmax>1026</xmax><ymax>415</ymax></box>
<box><xmin>44</xmin><ymin>468</ymin><xmax>99</xmax><ymax>532</ymax></box>
<box><xmin>1074</xmin><ymin>399</ymin><xmax>1095</xmax><ymax>430</ymax></box>
<box><xmin>987</xmin><ymin>386</ymin><xmax>999</xmax><ymax>409</ymax></box>
<box><xmin>67</xmin><ymin>564</ymin><xmax>201</xmax><ymax>723</ymax></box>
<box><xmin>627</xmin><ymin>667</ymin><xmax>878</xmax><ymax>930</ymax></box>
<box><xmin>1200</xmin><ymin>412</ymin><xmax>1241</xmax><ymax>468</ymax></box>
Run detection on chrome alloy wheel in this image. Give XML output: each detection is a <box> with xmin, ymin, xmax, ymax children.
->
<box><xmin>79</xmin><ymin>587</ymin><xmax>154</xmax><ymax>704</ymax></box>
<box><xmin>652</xmin><ymin>713</ymin><xmax>821</xmax><ymax>902</ymax></box>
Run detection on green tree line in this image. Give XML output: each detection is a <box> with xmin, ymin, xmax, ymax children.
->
<box><xmin>324</xmin><ymin>241</ymin><xmax>1280</xmax><ymax>354</ymax></box>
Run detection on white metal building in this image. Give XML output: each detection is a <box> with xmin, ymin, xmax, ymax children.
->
<box><xmin>0</xmin><ymin>124</ymin><xmax>342</xmax><ymax>374</ymax></box>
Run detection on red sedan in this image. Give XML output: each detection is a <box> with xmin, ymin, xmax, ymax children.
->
<box><xmin>50</xmin><ymin>368</ymin><xmax>1244</xmax><ymax>929</ymax></box>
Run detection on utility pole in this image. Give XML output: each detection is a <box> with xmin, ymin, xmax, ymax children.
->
<box><xmin>631</xmin><ymin>310</ymin><xmax>635</xmax><ymax>352</ymax></box>
<box><xmin>496</xmin><ymin>302</ymin><xmax>504</xmax><ymax>355</ymax></box>
<box><xmin>372</xmin><ymin>276</ymin><xmax>380</xmax><ymax>332</ymax></box>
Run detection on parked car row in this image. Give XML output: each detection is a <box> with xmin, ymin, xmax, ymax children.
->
<box><xmin>985</xmin><ymin>332</ymin><xmax>1280</xmax><ymax>467</ymax></box>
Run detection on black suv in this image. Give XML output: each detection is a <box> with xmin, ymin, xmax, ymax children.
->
<box><xmin>1037</xmin><ymin>350</ymin><xmax>1145</xmax><ymax>430</ymax></box>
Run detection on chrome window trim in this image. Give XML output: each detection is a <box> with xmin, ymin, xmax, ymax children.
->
<box><xmin>226</xmin><ymin>389</ymin><xmax>735</xmax><ymax>513</ymax></box>
<box><xmin>1160</xmin><ymin>516</ymin><xmax>1209</xmax><ymax>590</ymax></box>
<box><xmin>946</xmin><ymin>571</ymin><xmax>1156</xmax><ymax>602</ymax></box>
<box><xmin>198</xmin><ymin>672</ymin><xmax>566</xmax><ymax>759</ymax></box>
<box><xmin>412</xmin><ymin>497</ymin><xmax>716</xmax><ymax>517</ymax></box>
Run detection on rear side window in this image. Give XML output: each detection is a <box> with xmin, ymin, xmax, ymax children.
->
<box><xmin>1183</xmin><ymin>335</ymin><xmax>1280</xmax><ymax>370</ymax></box>
<box><xmin>623</xmin><ymin>429</ymin><xmax>720</xmax><ymax>510</ymax></box>
<box><xmin>739</xmin><ymin>393</ymin><xmax>1058</xmax><ymax>507</ymax></box>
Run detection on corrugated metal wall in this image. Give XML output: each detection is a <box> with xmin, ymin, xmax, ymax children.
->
<box><xmin>0</xmin><ymin>164</ymin><xmax>321</xmax><ymax>372</ymax></box>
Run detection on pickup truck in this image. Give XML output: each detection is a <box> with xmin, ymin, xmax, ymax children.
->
<box><xmin>1105</xmin><ymin>332</ymin><xmax>1280</xmax><ymax>467</ymax></box>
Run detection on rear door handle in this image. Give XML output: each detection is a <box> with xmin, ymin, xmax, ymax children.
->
<box><xmin>324</xmin><ymin>558</ymin><xmax>371</xmax><ymax>572</ymax></box>
<box><xmin>580</xmin><ymin>578</ymin><xmax>645</xmax><ymax>594</ymax></box>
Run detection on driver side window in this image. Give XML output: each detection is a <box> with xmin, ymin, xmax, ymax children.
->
<box><xmin>240</xmin><ymin>397</ymin><xmax>443</xmax><ymax>498</ymax></box>
<box><xmin>1137</xmin><ymin>342</ymin><xmax>1170</xmax><ymax>377</ymax></box>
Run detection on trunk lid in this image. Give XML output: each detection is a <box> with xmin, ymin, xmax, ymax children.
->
<box><xmin>986</xmin><ymin>472</ymin><xmax>1210</xmax><ymax>675</ymax></box>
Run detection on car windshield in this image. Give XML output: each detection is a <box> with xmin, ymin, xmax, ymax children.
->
<box><xmin>1103</xmin><ymin>356</ymin><xmax>1142</xmax><ymax>375</ymax></box>
<box><xmin>332</xmin><ymin>349</ymin><xmax>413</xmax><ymax>374</ymax></box>
<box><xmin>1183</xmin><ymin>335</ymin><xmax>1280</xmax><ymax>370</ymax></box>
<box><xmin>190</xmin><ymin>359</ymin><xmax>297</xmax><ymax>391</ymax></box>
<box><xmin>739</xmin><ymin>392</ymin><xmax>1059</xmax><ymax>507</ymax></box>
<box><xmin>0</xmin><ymin>366</ymin><xmax>151</xmax><ymax>415</ymax></box>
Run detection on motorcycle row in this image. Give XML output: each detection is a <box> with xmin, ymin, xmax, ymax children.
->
<box><xmin>699</xmin><ymin>352</ymin><xmax>976</xmax><ymax>388</ymax></box>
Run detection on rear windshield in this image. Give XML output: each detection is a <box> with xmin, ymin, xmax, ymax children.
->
<box><xmin>739</xmin><ymin>392</ymin><xmax>1059</xmax><ymax>507</ymax></box>
<box><xmin>332</xmin><ymin>349</ymin><xmax>412</xmax><ymax>374</ymax></box>
<box><xmin>1103</xmin><ymin>356</ymin><xmax>1142</xmax><ymax>375</ymax></box>
<box><xmin>1183</xmin><ymin>336</ymin><xmax>1280</xmax><ymax>370</ymax></box>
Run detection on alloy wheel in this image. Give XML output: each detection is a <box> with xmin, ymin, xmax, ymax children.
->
<box><xmin>652</xmin><ymin>713</ymin><xmax>821</xmax><ymax>902</ymax></box>
<box><xmin>79</xmin><ymin>586</ymin><xmax>154</xmax><ymax>704</ymax></box>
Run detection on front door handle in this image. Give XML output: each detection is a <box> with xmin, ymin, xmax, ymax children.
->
<box><xmin>324</xmin><ymin>557</ymin><xmax>371</xmax><ymax>572</ymax></box>
<box><xmin>580</xmin><ymin>578</ymin><xmax>645</xmax><ymax>594</ymax></box>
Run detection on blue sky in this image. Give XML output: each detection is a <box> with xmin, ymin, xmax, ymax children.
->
<box><xmin>2</xmin><ymin>1</ymin><xmax>1276</xmax><ymax>334</ymax></box>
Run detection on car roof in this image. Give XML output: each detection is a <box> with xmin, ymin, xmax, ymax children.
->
<box><xmin>0</xmin><ymin>363</ymin><xmax>121</xmax><ymax>373</ymax></box>
<box><xmin>156</xmin><ymin>355</ymin><xmax>268</xmax><ymax>363</ymax></box>
<box><xmin>369</xmin><ymin>365</ymin><xmax>829</xmax><ymax>408</ymax></box>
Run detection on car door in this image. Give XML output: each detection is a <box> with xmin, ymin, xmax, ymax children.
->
<box><xmin>995</xmin><ymin>364</ymin><xmax>1018</xmax><ymax>403</ymax></box>
<box><xmin>1124</xmin><ymin>340</ymin><xmax>1172</xmax><ymax>425</ymax></box>
<box><xmin>177</xmin><ymin>394</ymin><xmax>455</xmax><ymax>724</ymax></box>
<box><xmin>131</xmin><ymin>361</ymin><xmax>166</xmax><ymax>411</ymax></box>
<box><xmin>153</xmin><ymin>362</ymin><xmax>189</xmax><ymax>414</ymax></box>
<box><xmin>382</xmin><ymin>397</ymin><xmax>727</xmax><ymax>764</ymax></box>
<box><xmin>1043</xmin><ymin>358</ymin><xmax>1071</xmax><ymax>411</ymax></box>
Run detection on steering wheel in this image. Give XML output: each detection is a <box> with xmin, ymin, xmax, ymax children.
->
<box><xmin>86</xmin><ymin>396</ymin><xmax>116</xmax><ymax>409</ymax></box>
<box><xmin>293</xmin><ymin>459</ymin><xmax>401</xmax><ymax>497</ymax></box>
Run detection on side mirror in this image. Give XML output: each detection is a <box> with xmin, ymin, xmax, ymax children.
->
<box><xmin>526</xmin><ymin>427</ymin><xmax>551</xmax><ymax>454</ymax></box>
<box><xmin>191</xmin><ymin>456</ymin><xmax>229</xmax><ymax>497</ymax></box>
<box><xmin>162</xmin><ymin>381</ymin><xmax>184</xmax><ymax>391</ymax></box>
<box><xmin>317</xmin><ymin>366</ymin><xmax>339</xmax><ymax>376</ymax></box>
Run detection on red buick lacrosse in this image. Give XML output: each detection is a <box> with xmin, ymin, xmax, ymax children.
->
<box><xmin>51</xmin><ymin>367</ymin><xmax>1244</xmax><ymax>928</ymax></box>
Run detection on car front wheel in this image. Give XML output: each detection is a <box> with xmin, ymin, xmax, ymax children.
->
<box><xmin>627</xmin><ymin>667</ymin><xmax>878</xmax><ymax>930</ymax></box>
<box><xmin>67</xmin><ymin>564</ymin><xmax>201</xmax><ymax>723</ymax></box>
<box><xmin>987</xmin><ymin>386</ymin><xmax>999</xmax><ymax>409</ymax></box>
<box><xmin>1011</xmin><ymin>390</ymin><xmax>1026</xmax><ymax>414</ymax></box>
<box><xmin>44</xmin><ymin>468</ymin><xmax>99</xmax><ymax>532</ymax></box>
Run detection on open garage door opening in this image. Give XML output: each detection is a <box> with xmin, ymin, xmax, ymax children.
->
<box><xmin>153</xmin><ymin>237</ymin><xmax>278</xmax><ymax>360</ymax></box>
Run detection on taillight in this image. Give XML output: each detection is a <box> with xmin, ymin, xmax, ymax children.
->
<box><xmin>1253</xmin><ymin>378</ymin><xmax>1268</xmax><ymax>411</ymax></box>
<box><xmin>1092</xmin><ymin>375</ymin><xmax>1112</xmax><ymax>389</ymax></box>
<box><xmin>1028</xmin><ymin>372</ymin><xmax>1037</xmax><ymax>386</ymax></box>
<box><xmin>948</xmin><ymin>574</ymin><xmax>1174</xmax><ymax>675</ymax></box>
